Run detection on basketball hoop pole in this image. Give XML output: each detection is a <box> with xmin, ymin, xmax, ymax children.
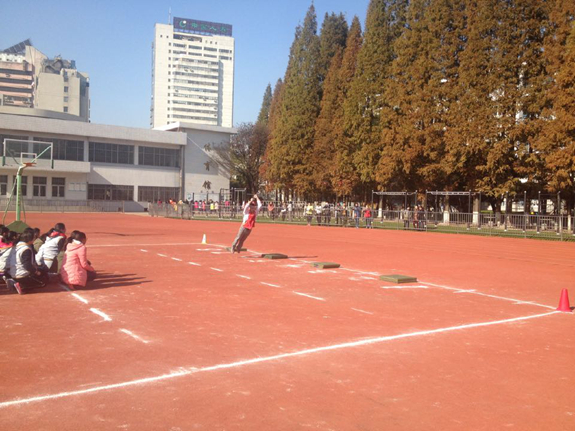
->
<box><xmin>15</xmin><ymin>165</ymin><xmax>26</xmax><ymax>222</ymax></box>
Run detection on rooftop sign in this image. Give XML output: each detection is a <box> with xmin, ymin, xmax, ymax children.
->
<box><xmin>173</xmin><ymin>17</ymin><xmax>232</xmax><ymax>37</ymax></box>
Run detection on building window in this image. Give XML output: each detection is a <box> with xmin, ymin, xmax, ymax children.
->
<box><xmin>0</xmin><ymin>175</ymin><xmax>7</xmax><ymax>195</ymax></box>
<box><xmin>88</xmin><ymin>184</ymin><xmax>134</xmax><ymax>201</ymax></box>
<box><xmin>52</xmin><ymin>177</ymin><xmax>65</xmax><ymax>198</ymax></box>
<box><xmin>33</xmin><ymin>176</ymin><xmax>47</xmax><ymax>197</ymax></box>
<box><xmin>64</xmin><ymin>96</ymin><xmax>69</xmax><ymax>102</ymax></box>
<box><xmin>12</xmin><ymin>175</ymin><xmax>27</xmax><ymax>196</ymax></box>
<box><xmin>64</xmin><ymin>86</ymin><xmax>68</xmax><ymax>93</ymax></box>
<box><xmin>138</xmin><ymin>146</ymin><xmax>181</xmax><ymax>168</ymax></box>
<box><xmin>138</xmin><ymin>186</ymin><xmax>180</xmax><ymax>202</ymax></box>
<box><xmin>34</xmin><ymin>138</ymin><xmax>84</xmax><ymax>161</ymax></box>
<box><xmin>89</xmin><ymin>142</ymin><xmax>134</xmax><ymax>164</ymax></box>
<box><xmin>64</xmin><ymin>107</ymin><xmax>68</xmax><ymax>113</ymax></box>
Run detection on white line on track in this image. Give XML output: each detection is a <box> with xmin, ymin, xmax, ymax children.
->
<box><xmin>171</xmin><ymin>257</ymin><xmax>182</xmax><ymax>262</ymax></box>
<box><xmin>119</xmin><ymin>329</ymin><xmax>149</xmax><ymax>344</ymax></box>
<box><xmin>261</xmin><ymin>282</ymin><xmax>281</xmax><ymax>288</ymax></box>
<box><xmin>351</xmin><ymin>308</ymin><xmax>374</xmax><ymax>315</ymax></box>
<box><xmin>188</xmin><ymin>262</ymin><xmax>201</xmax><ymax>266</ymax></box>
<box><xmin>421</xmin><ymin>281</ymin><xmax>556</xmax><ymax>310</ymax></box>
<box><xmin>140</xmin><ymin>249</ymin><xmax>148</xmax><ymax>252</ymax></box>
<box><xmin>293</xmin><ymin>291</ymin><xmax>326</xmax><ymax>301</ymax></box>
<box><xmin>90</xmin><ymin>243</ymin><xmax>202</xmax><ymax>248</ymax></box>
<box><xmin>380</xmin><ymin>285</ymin><xmax>429</xmax><ymax>290</ymax></box>
<box><xmin>90</xmin><ymin>308</ymin><xmax>112</xmax><ymax>322</ymax></box>
<box><xmin>71</xmin><ymin>293</ymin><xmax>89</xmax><ymax>304</ymax></box>
<box><xmin>210</xmin><ymin>267</ymin><xmax>224</xmax><ymax>272</ymax></box>
<box><xmin>157</xmin><ymin>253</ymin><xmax>168</xmax><ymax>258</ymax></box>
<box><xmin>0</xmin><ymin>310</ymin><xmax>560</xmax><ymax>409</ymax></box>
<box><xmin>237</xmin><ymin>274</ymin><xmax>251</xmax><ymax>280</ymax></box>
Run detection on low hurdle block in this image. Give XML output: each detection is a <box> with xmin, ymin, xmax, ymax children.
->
<box><xmin>379</xmin><ymin>274</ymin><xmax>418</xmax><ymax>284</ymax></box>
<box><xmin>261</xmin><ymin>253</ymin><xmax>288</xmax><ymax>259</ymax></box>
<box><xmin>311</xmin><ymin>262</ymin><xmax>341</xmax><ymax>269</ymax></box>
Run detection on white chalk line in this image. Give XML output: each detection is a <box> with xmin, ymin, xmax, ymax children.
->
<box><xmin>261</xmin><ymin>282</ymin><xmax>281</xmax><ymax>288</ymax></box>
<box><xmin>157</xmin><ymin>253</ymin><xmax>168</xmax><ymax>258</ymax></box>
<box><xmin>210</xmin><ymin>267</ymin><xmax>224</xmax><ymax>272</ymax></box>
<box><xmin>351</xmin><ymin>308</ymin><xmax>374</xmax><ymax>315</ymax></box>
<box><xmin>140</xmin><ymin>249</ymin><xmax>148</xmax><ymax>253</ymax></box>
<box><xmin>90</xmin><ymin>308</ymin><xmax>112</xmax><ymax>322</ymax></box>
<box><xmin>188</xmin><ymin>262</ymin><xmax>201</xmax><ymax>266</ymax></box>
<box><xmin>119</xmin><ymin>329</ymin><xmax>149</xmax><ymax>344</ymax></box>
<box><xmin>171</xmin><ymin>257</ymin><xmax>182</xmax><ymax>262</ymax></box>
<box><xmin>380</xmin><ymin>285</ymin><xmax>429</xmax><ymax>290</ymax></box>
<box><xmin>90</xmin><ymin>242</ymin><xmax>202</xmax><ymax>248</ymax></box>
<box><xmin>0</xmin><ymin>310</ymin><xmax>560</xmax><ymax>409</ymax></box>
<box><xmin>71</xmin><ymin>293</ymin><xmax>89</xmax><ymax>304</ymax></box>
<box><xmin>236</xmin><ymin>274</ymin><xmax>251</xmax><ymax>280</ymax></box>
<box><xmin>421</xmin><ymin>281</ymin><xmax>556</xmax><ymax>310</ymax></box>
<box><xmin>293</xmin><ymin>291</ymin><xmax>326</xmax><ymax>302</ymax></box>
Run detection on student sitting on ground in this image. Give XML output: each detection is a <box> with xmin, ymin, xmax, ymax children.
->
<box><xmin>36</xmin><ymin>222</ymin><xmax>67</xmax><ymax>273</ymax></box>
<box><xmin>0</xmin><ymin>226</ymin><xmax>14</xmax><ymax>281</ymax></box>
<box><xmin>33</xmin><ymin>228</ymin><xmax>43</xmax><ymax>253</ymax></box>
<box><xmin>60</xmin><ymin>230</ymin><xmax>96</xmax><ymax>290</ymax></box>
<box><xmin>6</xmin><ymin>229</ymin><xmax>49</xmax><ymax>295</ymax></box>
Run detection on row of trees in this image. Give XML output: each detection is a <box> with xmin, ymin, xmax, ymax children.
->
<box><xmin>224</xmin><ymin>0</ymin><xmax>574</xmax><ymax>210</ymax></box>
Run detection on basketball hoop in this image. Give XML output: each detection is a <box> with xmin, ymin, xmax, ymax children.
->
<box><xmin>23</xmin><ymin>162</ymin><xmax>36</xmax><ymax>168</ymax></box>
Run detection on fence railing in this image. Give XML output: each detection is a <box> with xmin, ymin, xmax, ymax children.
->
<box><xmin>0</xmin><ymin>199</ymin><xmax>131</xmax><ymax>213</ymax></box>
<box><xmin>149</xmin><ymin>203</ymin><xmax>575</xmax><ymax>241</ymax></box>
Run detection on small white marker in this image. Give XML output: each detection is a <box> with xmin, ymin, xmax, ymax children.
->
<box><xmin>120</xmin><ymin>329</ymin><xmax>149</xmax><ymax>344</ymax></box>
<box><xmin>171</xmin><ymin>257</ymin><xmax>182</xmax><ymax>262</ymax></box>
<box><xmin>261</xmin><ymin>282</ymin><xmax>281</xmax><ymax>288</ymax></box>
<box><xmin>210</xmin><ymin>267</ymin><xmax>223</xmax><ymax>272</ymax></box>
<box><xmin>157</xmin><ymin>253</ymin><xmax>168</xmax><ymax>258</ymax></box>
<box><xmin>453</xmin><ymin>289</ymin><xmax>476</xmax><ymax>293</ymax></box>
<box><xmin>293</xmin><ymin>292</ymin><xmax>326</xmax><ymax>301</ymax></box>
<box><xmin>140</xmin><ymin>249</ymin><xmax>148</xmax><ymax>253</ymax></box>
<box><xmin>237</xmin><ymin>275</ymin><xmax>251</xmax><ymax>280</ymax></box>
<box><xmin>351</xmin><ymin>308</ymin><xmax>374</xmax><ymax>315</ymax></box>
<box><xmin>188</xmin><ymin>262</ymin><xmax>201</xmax><ymax>266</ymax></box>
<box><xmin>90</xmin><ymin>308</ymin><xmax>112</xmax><ymax>322</ymax></box>
<box><xmin>71</xmin><ymin>293</ymin><xmax>89</xmax><ymax>304</ymax></box>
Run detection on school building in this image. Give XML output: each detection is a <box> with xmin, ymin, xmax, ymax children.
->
<box><xmin>0</xmin><ymin>111</ymin><xmax>234</xmax><ymax>211</ymax></box>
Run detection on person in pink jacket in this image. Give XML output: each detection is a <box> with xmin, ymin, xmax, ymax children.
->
<box><xmin>60</xmin><ymin>231</ymin><xmax>96</xmax><ymax>289</ymax></box>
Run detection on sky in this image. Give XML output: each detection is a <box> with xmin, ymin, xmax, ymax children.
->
<box><xmin>0</xmin><ymin>0</ymin><xmax>370</xmax><ymax>129</ymax></box>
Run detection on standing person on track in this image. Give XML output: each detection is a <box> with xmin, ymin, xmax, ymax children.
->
<box><xmin>231</xmin><ymin>194</ymin><xmax>262</xmax><ymax>253</ymax></box>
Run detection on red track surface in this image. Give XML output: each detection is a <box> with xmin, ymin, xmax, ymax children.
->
<box><xmin>1</xmin><ymin>213</ymin><xmax>574</xmax><ymax>430</ymax></box>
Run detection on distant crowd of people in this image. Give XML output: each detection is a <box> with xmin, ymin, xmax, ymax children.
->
<box><xmin>151</xmin><ymin>198</ymin><xmax>431</xmax><ymax>229</ymax></box>
<box><xmin>0</xmin><ymin>222</ymin><xmax>96</xmax><ymax>295</ymax></box>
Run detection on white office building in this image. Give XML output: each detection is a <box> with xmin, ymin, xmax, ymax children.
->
<box><xmin>0</xmin><ymin>113</ymin><xmax>234</xmax><ymax>211</ymax></box>
<box><xmin>0</xmin><ymin>39</ymin><xmax>90</xmax><ymax>122</ymax></box>
<box><xmin>151</xmin><ymin>17</ymin><xmax>235</xmax><ymax>129</ymax></box>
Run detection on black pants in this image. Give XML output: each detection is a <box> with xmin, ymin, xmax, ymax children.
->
<box><xmin>15</xmin><ymin>273</ymin><xmax>49</xmax><ymax>290</ymax></box>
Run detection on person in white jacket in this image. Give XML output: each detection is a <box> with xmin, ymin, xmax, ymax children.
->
<box><xmin>36</xmin><ymin>223</ymin><xmax>67</xmax><ymax>273</ymax></box>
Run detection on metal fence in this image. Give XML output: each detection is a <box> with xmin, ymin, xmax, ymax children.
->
<box><xmin>148</xmin><ymin>202</ymin><xmax>575</xmax><ymax>242</ymax></box>
<box><xmin>0</xmin><ymin>199</ymin><xmax>131</xmax><ymax>213</ymax></box>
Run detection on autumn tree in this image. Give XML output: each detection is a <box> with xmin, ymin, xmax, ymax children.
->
<box><xmin>206</xmin><ymin>123</ymin><xmax>268</xmax><ymax>194</ymax></box>
<box><xmin>344</xmin><ymin>0</ymin><xmax>408</xmax><ymax>192</ymax></box>
<box><xmin>267</xmin><ymin>4</ymin><xmax>321</xmax><ymax>195</ymax></box>
<box><xmin>532</xmin><ymin>0</ymin><xmax>575</xmax><ymax>209</ymax></box>
<box><xmin>256</xmin><ymin>83</ymin><xmax>272</xmax><ymax>126</ymax></box>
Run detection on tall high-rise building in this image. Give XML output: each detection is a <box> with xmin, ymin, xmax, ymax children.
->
<box><xmin>0</xmin><ymin>39</ymin><xmax>90</xmax><ymax>121</ymax></box>
<box><xmin>151</xmin><ymin>17</ymin><xmax>234</xmax><ymax>128</ymax></box>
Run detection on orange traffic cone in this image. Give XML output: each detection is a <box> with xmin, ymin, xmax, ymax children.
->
<box><xmin>556</xmin><ymin>289</ymin><xmax>571</xmax><ymax>312</ymax></box>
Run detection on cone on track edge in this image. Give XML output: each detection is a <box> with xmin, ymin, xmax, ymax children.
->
<box><xmin>556</xmin><ymin>288</ymin><xmax>571</xmax><ymax>312</ymax></box>
<box><xmin>201</xmin><ymin>234</ymin><xmax>207</xmax><ymax>244</ymax></box>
